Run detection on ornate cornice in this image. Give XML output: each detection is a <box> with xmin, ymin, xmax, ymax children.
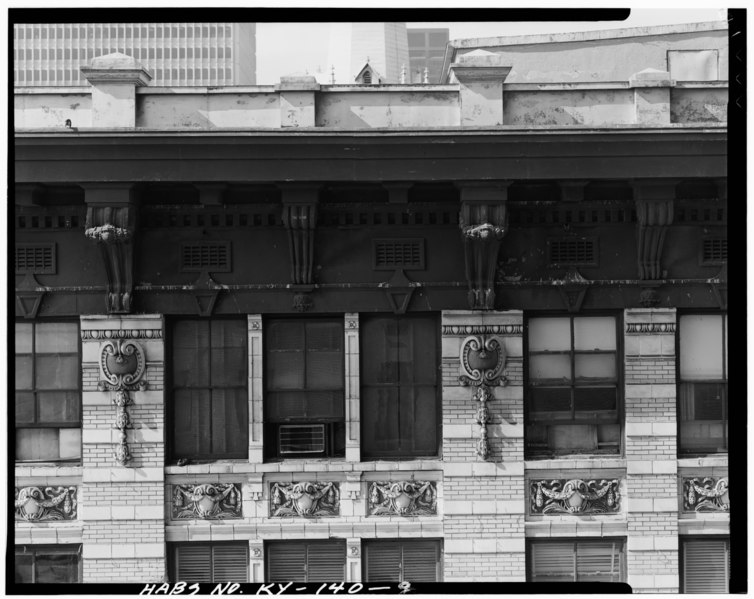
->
<box><xmin>172</xmin><ymin>484</ymin><xmax>242</xmax><ymax>520</ymax></box>
<box><xmin>683</xmin><ymin>477</ymin><xmax>729</xmax><ymax>512</ymax></box>
<box><xmin>368</xmin><ymin>481</ymin><xmax>437</xmax><ymax>516</ymax></box>
<box><xmin>530</xmin><ymin>479</ymin><xmax>621</xmax><ymax>514</ymax></box>
<box><xmin>15</xmin><ymin>486</ymin><xmax>77</xmax><ymax>521</ymax></box>
<box><xmin>270</xmin><ymin>482</ymin><xmax>340</xmax><ymax>518</ymax></box>
<box><xmin>625</xmin><ymin>322</ymin><xmax>676</xmax><ymax>334</ymax></box>
<box><xmin>442</xmin><ymin>324</ymin><xmax>522</xmax><ymax>336</ymax></box>
<box><xmin>81</xmin><ymin>329</ymin><xmax>163</xmax><ymax>340</ymax></box>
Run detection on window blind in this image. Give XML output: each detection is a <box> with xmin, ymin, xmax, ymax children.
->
<box><xmin>266</xmin><ymin>541</ymin><xmax>346</xmax><ymax>582</ymax></box>
<box><xmin>363</xmin><ymin>540</ymin><xmax>440</xmax><ymax>582</ymax></box>
<box><xmin>682</xmin><ymin>538</ymin><xmax>729</xmax><ymax>593</ymax></box>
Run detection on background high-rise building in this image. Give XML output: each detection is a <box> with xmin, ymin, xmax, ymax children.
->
<box><xmin>13</xmin><ymin>22</ymin><xmax>256</xmax><ymax>87</ymax></box>
<box><xmin>349</xmin><ymin>23</ymin><xmax>409</xmax><ymax>83</ymax></box>
<box><xmin>407</xmin><ymin>28</ymin><xmax>449</xmax><ymax>83</ymax></box>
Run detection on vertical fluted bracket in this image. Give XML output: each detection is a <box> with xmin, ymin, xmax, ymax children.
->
<box><xmin>280</xmin><ymin>185</ymin><xmax>320</xmax><ymax>287</ymax></box>
<box><xmin>633</xmin><ymin>180</ymin><xmax>676</xmax><ymax>280</ymax></box>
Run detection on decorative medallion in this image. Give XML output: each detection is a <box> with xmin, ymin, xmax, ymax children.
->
<box><xmin>270</xmin><ymin>482</ymin><xmax>340</xmax><ymax>517</ymax></box>
<box><xmin>530</xmin><ymin>479</ymin><xmax>621</xmax><ymax>514</ymax></box>
<box><xmin>15</xmin><ymin>486</ymin><xmax>77</xmax><ymax>521</ymax></box>
<box><xmin>459</xmin><ymin>335</ymin><xmax>507</xmax><ymax>461</ymax></box>
<box><xmin>98</xmin><ymin>338</ymin><xmax>147</xmax><ymax>466</ymax></box>
<box><xmin>683</xmin><ymin>477</ymin><xmax>729</xmax><ymax>512</ymax></box>
<box><xmin>368</xmin><ymin>481</ymin><xmax>437</xmax><ymax>516</ymax></box>
<box><xmin>172</xmin><ymin>484</ymin><xmax>242</xmax><ymax>519</ymax></box>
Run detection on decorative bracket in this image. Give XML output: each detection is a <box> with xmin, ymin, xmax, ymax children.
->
<box><xmin>98</xmin><ymin>339</ymin><xmax>147</xmax><ymax>466</ymax></box>
<box><xmin>269</xmin><ymin>481</ymin><xmax>340</xmax><ymax>517</ymax></box>
<box><xmin>281</xmin><ymin>192</ymin><xmax>318</xmax><ymax>286</ymax></box>
<box><xmin>15</xmin><ymin>272</ymin><xmax>45</xmax><ymax>319</ymax></box>
<box><xmin>459</xmin><ymin>196</ymin><xmax>508</xmax><ymax>310</ymax></box>
<box><xmin>634</xmin><ymin>181</ymin><xmax>675</xmax><ymax>280</ymax></box>
<box><xmin>368</xmin><ymin>481</ymin><xmax>437</xmax><ymax>516</ymax></box>
<box><xmin>15</xmin><ymin>486</ymin><xmax>78</xmax><ymax>521</ymax></box>
<box><xmin>85</xmin><ymin>203</ymin><xmax>137</xmax><ymax>314</ymax></box>
<box><xmin>458</xmin><ymin>335</ymin><xmax>507</xmax><ymax>460</ymax></box>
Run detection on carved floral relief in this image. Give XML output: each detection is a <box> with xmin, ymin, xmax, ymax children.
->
<box><xmin>530</xmin><ymin>479</ymin><xmax>621</xmax><ymax>514</ymax></box>
<box><xmin>172</xmin><ymin>484</ymin><xmax>242</xmax><ymax>520</ymax></box>
<box><xmin>683</xmin><ymin>477</ymin><xmax>729</xmax><ymax>512</ymax></box>
<box><xmin>15</xmin><ymin>486</ymin><xmax>77</xmax><ymax>521</ymax></box>
<box><xmin>368</xmin><ymin>481</ymin><xmax>437</xmax><ymax>516</ymax></box>
<box><xmin>270</xmin><ymin>482</ymin><xmax>340</xmax><ymax>517</ymax></box>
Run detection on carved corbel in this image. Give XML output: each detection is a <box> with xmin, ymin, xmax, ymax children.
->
<box><xmin>85</xmin><ymin>202</ymin><xmax>137</xmax><ymax>313</ymax></box>
<box><xmin>458</xmin><ymin>335</ymin><xmax>507</xmax><ymax>460</ymax></box>
<box><xmin>634</xmin><ymin>181</ymin><xmax>676</xmax><ymax>280</ymax></box>
<box><xmin>459</xmin><ymin>184</ymin><xmax>510</xmax><ymax>310</ymax></box>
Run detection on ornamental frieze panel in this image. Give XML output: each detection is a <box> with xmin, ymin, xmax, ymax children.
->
<box><xmin>172</xmin><ymin>484</ymin><xmax>242</xmax><ymax>520</ymax></box>
<box><xmin>368</xmin><ymin>481</ymin><xmax>437</xmax><ymax>516</ymax></box>
<box><xmin>270</xmin><ymin>482</ymin><xmax>340</xmax><ymax>517</ymax></box>
<box><xmin>530</xmin><ymin>479</ymin><xmax>621</xmax><ymax>515</ymax></box>
<box><xmin>625</xmin><ymin>322</ymin><xmax>676</xmax><ymax>335</ymax></box>
<box><xmin>15</xmin><ymin>486</ymin><xmax>77</xmax><ymax>521</ymax></box>
<box><xmin>683</xmin><ymin>477</ymin><xmax>729</xmax><ymax>512</ymax></box>
<box><xmin>442</xmin><ymin>324</ymin><xmax>523</xmax><ymax>336</ymax></box>
<box><xmin>82</xmin><ymin>328</ymin><xmax>163</xmax><ymax>340</ymax></box>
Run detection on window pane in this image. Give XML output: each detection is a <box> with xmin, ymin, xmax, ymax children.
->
<box><xmin>529</xmin><ymin>387</ymin><xmax>571</xmax><ymax>419</ymax></box>
<box><xmin>59</xmin><ymin>428</ymin><xmax>82</xmax><ymax>459</ymax></box>
<box><xmin>35</xmin><ymin>323</ymin><xmax>79</xmax><ymax>353</ymax></box>
<box><xmin>574</xmin><ymin>388</ymin><xmax>617</xmax><ymax>416</ymax></box>
<box><xmin>267</xmin><ymin>320</ymin><xmax>304</xmax><ymax>350</ymax></box>
<box><xmin>529</xmin><ymin>318</ymin><xmax>570</xmax><ymax>351</ymax></box>
<box><xmin>211</xmin><ymin>389</ymin><xmax>248</xmax><ymax>455</ymax></box>
<box><xmin>362</xmin><ymin>317</ymin><xmax>399</xmax><ymax>384</ymax></box>
<box><xmin>574</xmin><ymin>354</ymin><xmax>616</xmax><ymax>381</ymax></box>
<box><xmin>400</xmin><ymin>316</ymin><xmax>437</xmax><ymax>385</ymax></box>
<box><xmin>306</xmin><ymin>351</ymin><xmax>343</xmax><ymax>389</ymax></box>
<box><xmin>306</xmin><ymin>321</ymin><xmax>342</xmax><ymax>351</ymax></box>
<box><xmin>37</xmin><ymin>391</ymin><xmax>80</xmax><ymax>423</ymax></box>
<box><xmin>267</xmin><ymin>352</ymin><xmax>305</xmax><ymax>389</ymax></box>
<box><xmin>680</xmin><ymin>315</ymin><xmax>724</xmax><ymax>379</ymax></box>
<box><xmin>35</xmin><ymin>355</ymin><xmax>79</xmax><ymax>390</ymax></box>
<box><xmin>35</xmin><ymin>553</ymin><xmax>79</xmax><ymax>583</ymax></box>
<box><xmin>15</xmin><ymin>392</ymin><xmax>35</xmax><ymax>423</ymax></box>
<box><xmin>361</xmin><ymin>387</ymin><xmax>401</xmax><ymax>455</ymax></box>
<box><xmin>403</xmin><ymin>385</ymin><xmax>437</xmax><ymax>454</ymax></box>
<box><xmin>211</xmin><ymin>343</ymin><xmax>247</xmax><ymax>387</ymax></box>
<box><xmin>14</xmin><ymin>553</ymin><xmax>34</xmax><ymax>583</ymax></box>
<box><xmin>173</xmin><ymin>321</ymin><xmax>210</xmax><ymax>387</ymax></box>
<box><xmin>529</xmin><ymin>354</ymin><xmax>571</xmax><ymax>382</ymax></box>
<box><xmin>574</xmin><ymin>317</ymin><xmax>616</xmax><ymax>350</ymax></box>
<box><xmin>16</xmin><ymin>323</ymin><xmax>32</xmax><ymax>353</ymax></box>
<box><xmin>15</xmin><ymin>355</ymin><xmax>33</xmax><ymax>389</ymax></box>
<box><xmin>173</xmin><ymin>389</ymin><xmax>212</xmax><ymax>456</ymax></box>
<box><xmin>17</xmin><ymin>428</ymin><xmax>60</xmax><ymax>460</ymax></box>
<box><xmin>548</xmin><ymin>424</ymin><xmax>598</xmax><ymax>452</ymax></box>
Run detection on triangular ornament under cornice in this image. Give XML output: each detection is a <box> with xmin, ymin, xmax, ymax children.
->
<box><xmin>382</xmin><ymin>269</ymin><xmax>416</xmax><ymax>315</ymax></box>
<box><xmin>16</xmin><ymin>273</ymin><xmax>45</xmax><ymax>318</ymax></box>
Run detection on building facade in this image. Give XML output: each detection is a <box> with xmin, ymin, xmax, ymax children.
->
<box><xmin>13</xmin><ymin>22</ymin><xmax>256</xmax><ymax>87</ymax></box>
<box><xmin>12</xmin><ymin>22</ymin><xmax>731</xmax><ymax>592</ymax></box>
<box><xmin>408</xmin><ymin>28</ymin><xmax>448</xmax><ymax>83</ymax></box>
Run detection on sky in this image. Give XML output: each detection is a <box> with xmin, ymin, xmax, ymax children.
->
<box><xmin>255</xmin><ymin>9</ymin><xmax>727</xmax><ymax>84</ymax></box>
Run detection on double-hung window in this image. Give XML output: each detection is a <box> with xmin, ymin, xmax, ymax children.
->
<box><xmin>360</xmin><ymin>314</ymin><xmax>439</xmax><ymax>459</ymax></box>
<box><xmin>678</xmin><ymin>314</ymin><xmax>727</xmax><ymax>454</ymax></box>
<box><xmin>266</xmin><ymin>541</ymin><xmax>346</xmax><ymax>582</ymax></box>
<box><xmin>171</xmin><ymin>319</ymin><xmax>248</xmax><ymax>460</ymax></box>
<box><xmin>265</xmin><ymin>318</ymin><xmax>345</xmax><ymax>459</ymax></box>
<box><xmin>15</xmin><ymin>322</ymin><xmax>81</xmax><ymax>462</ymax></box>
<box><xmin>528</xmin><ymin>539</ymin><xmax>625</xmax><ymax>582</ymax></box>
<box><xmin>526</xmin><ymin>315</ymin><xmax>620</xmax><ymax>457</ymax></box>
<box><xmin>15</xmin><ymin>545</ymin><xmax>81</xmax><ymax>583</ymax></box>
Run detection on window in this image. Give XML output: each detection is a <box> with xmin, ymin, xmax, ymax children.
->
<box><xmin>171</xmin><ymin>319</ymin><xmax>248</xmax><ymax>460</ymax></box>
<box><xmin>363</xmin><ymin>540</ymin><xmax>442</xmax><ymax>582</ymax></box>
<box><xmin>681</xmin><ymin>537</ymin><xmax>729</xmax><ymax>593</ymax></box>
<box><xmin>15</xmin><ymin>322</ymin><xmax>81</xmax><ymax>462</ymax></box>
<box><xmin>15</xmin><ymin>545</ymin><xmax>81</xmax><ymax>583</ymax></box>
<box><xmin>266</xmin><ymin>541</ymin><xmax>346</xmax><ymax>582</ymax></box>
<box><xmin>527</xmin><ymin>539</ymin><xmax>625</xmax><ymax>582</ymax></box>
<box><xmin>169</xmin><ymin>543</ymin><xmax>248</xmax><ymax>583</ymax></box>
<box><xmin>361</xmin><ymin>315</ymin><xmax>439</xmax><ymax>458</ymax></box>
<box><xmin>265</xmin><ymin>318</ymin><xmax>344</xmax><ymax>459</ymax></box>
<box><xmin>526</xmin><ymin>315</ymin><xmax>620</xmax><ymax>457</ymax></box>
<box><xmin>678</xmin><ymin>314</ymin><xmax>727</xmax><ymax>454</ymax></box>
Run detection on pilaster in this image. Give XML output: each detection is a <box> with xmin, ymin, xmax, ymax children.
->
<box><xmin>344</xmin><ymin>314</ymin><xmax>360</xmax><ymax>462</ymax></box>
<box><xmin>248</xmin><ymin>315</ymin><xmax>264</xmax><ymax>463</ymax></box>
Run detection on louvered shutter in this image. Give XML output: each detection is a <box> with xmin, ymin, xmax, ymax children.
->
<box><xmin>175</xmin><ymin>545</ymin><xmax>213</xmax><ymax>582</ymax></box>
<box><xmin>212</xmin><ymin>545</ymin><xmax>248</xmax><ymax>582</ymax></box>
<box><xmin>576</xmin><ymin>542</ymin><xmax>622</xmax><ymax>582</ymax></box>
<box><xmin>306</xmin><ymin>542</ymin><xmax>347</xmax><ymax>582</ymax></box>
<box><xmin>364</xmin><ymin>542</ymin><xmax>401</xmax><ymax>581</ymax></box>
<box><xmin>683</xmin><ymin>539</ymin><xmax>729</xmax><ymax>593</ymax></box>
<box><xmin>529</xmin><ymin>542</ymin><xmax>576</xmax><ymax>582</ymax></box>
<box><xmin>267</xmin><ymin>543</ymin><xmax>307</xmax><ymax>582</ymax></box>
<box><xmin>401</xmin><ymin>541</ymin><xmax>439</xmax><ymax>582</ymax></box>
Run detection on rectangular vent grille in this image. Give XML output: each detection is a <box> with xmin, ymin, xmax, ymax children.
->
<box><xmin>279</xmin><ymin>424</ymin><xmax>325</xmax><ymax>455</ymax></box>
<box><xmin>549</xmin><ymin>238</ymin><xmax>597</xmax><ymax>266</ymax></box>
<box><xmin>15</xmin><ymin>243</ymin><xmax>56</xmax><ymax>274</ymax></box>
<box><xmin>181</xmin><ymin>242</ymin><xmax>231</xmax><ymax>272</ymax></box>
<box><xmin>702</xmin><ymin>238</ymin><xmax>727</xmax><ymax>263</ymax></box>
<box><xmin>373</xmin><ymin>239</ymin><xmax>425</xmax><ymax>270</ymax></box>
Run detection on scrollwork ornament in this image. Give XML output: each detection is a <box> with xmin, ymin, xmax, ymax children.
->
<box><xmin>368</xmin><ymin>481</ymin><xmax>437</xmax><ymax>516</ymax></box>
<box><xmin>172</xmin><ymin>484</ymin><xmax>242</xmax><ymax>519</ymax></box>
<box><xmin>683</xmin><ymin>477</ymin><xmax>729</xmax><ymax>512</ymax></box>
<box><xmin>15</xmin><ymin>486</ymin><xmax>78</xmax><ymax>521</ymax></box>
<box><xmin>530</xmin><ymin>479</ymin><xmax>621</xmax><ymax>514</ymax></box>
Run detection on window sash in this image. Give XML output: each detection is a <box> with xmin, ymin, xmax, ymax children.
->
<box><xmin>15</xmin><ymin>545</ymin><xmax>81</xmax><ymax>584</ymax></box>
<box><xmin>528</xmin><ymin>540</ymin><xmax>625</xmax><ymax>583</ymax></box>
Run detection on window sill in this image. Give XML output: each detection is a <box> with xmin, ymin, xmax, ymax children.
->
<box><xmin>677</xmin><ymin>455</ymin><xmax>728</xmax><ymax>468</ymax></box>
<box><xmin>525</xmin><ymin>457</ymin><xmax>626</xmax><ymax>471</ymax></box>
<box><xmin>15</xmin><ymin>464</ymin><xmax>83</xmax><ymax>478</ymax></box>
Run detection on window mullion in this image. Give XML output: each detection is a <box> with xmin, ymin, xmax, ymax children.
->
<box><xmin>570</xmin><ymin>317</ymin><xmax>576</xmax><ymax>419</ymax></box>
